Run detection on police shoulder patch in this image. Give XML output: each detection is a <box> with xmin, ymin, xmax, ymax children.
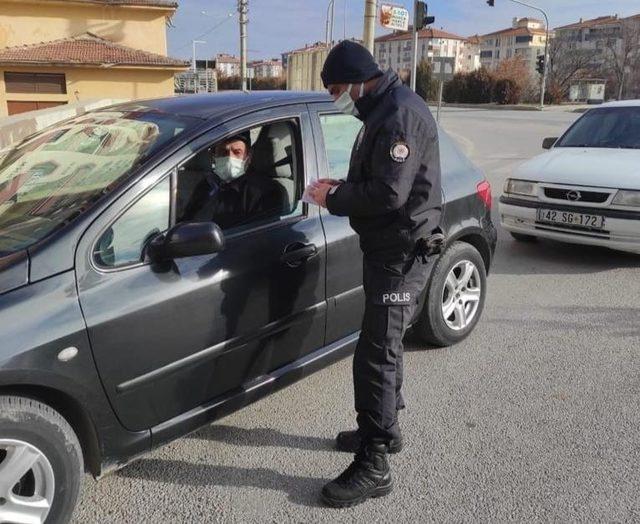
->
<box><xmin>390</xmin><ymin>141</ymin><xmax>410</xmax><ymax>163</ymax></box>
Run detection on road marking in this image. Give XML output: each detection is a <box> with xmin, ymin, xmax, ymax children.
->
<box><xmin>445</xmin><ymin>129</ymin><xmax>475</xmax><ymax>157</ymax></box>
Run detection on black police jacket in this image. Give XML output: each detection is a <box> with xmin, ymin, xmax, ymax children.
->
<box><xmin>326</xmin><ymin>69</ymin><xmax>442</xmax><ymax>262</ymax></box>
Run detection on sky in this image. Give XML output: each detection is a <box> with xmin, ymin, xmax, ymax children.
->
<box><xmin>167</xmin><ymin>0</ymin><xmax>639</xmax><ymax>61</ymax></box>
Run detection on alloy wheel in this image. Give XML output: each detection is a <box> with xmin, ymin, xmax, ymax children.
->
<box><xmin>441</xmin><ymin>260</ymin><xmax>482</xmax><ymax>331</ymax></box>
<box><xmin>0</xmin><ymin>439</ymin><xmax>55</xmax><ymax>524</ymax></box>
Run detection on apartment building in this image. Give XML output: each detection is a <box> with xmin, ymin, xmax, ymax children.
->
<box><xmin>215</xmin><ymin>54</ymin><xmax>241</xmax><ymax>77</ymax></box>
<box><xmin>286</xmin><ymin>42</ymin><xmax>329</xmax><ymax>91</ymax></box>
<box><xmin>554</xmin><ymin>14</ymin><xmax>640</xmax><ymax>64</ymax></box>
<box><xmin>250</xmin><ymin>59</ymin><xmax>284</xmax><ymax>79</ymax></box>
<box><xmin>461</xmin><ymin>35</ymin><xmax>483</xmax><ymax>72</ymax></box>
<box><xmin>374</xmin><ymin>27</ymin><xmax>480</xmax><ymax>74</ymax></box>
<box><xmin>479</xmin><ymin>17</ymin><xmax>549</xmax><ymax>72</ymax></box>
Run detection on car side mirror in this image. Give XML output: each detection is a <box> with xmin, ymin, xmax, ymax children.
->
<box><xmin>146</xmin><ymin>222</ymin><xmax>224</xmax><ymax>262</ymax></box>
<box><xmin>542</xmin><ymin>137</ymin><xmax>558</xmax><ymax>150</ymax></box>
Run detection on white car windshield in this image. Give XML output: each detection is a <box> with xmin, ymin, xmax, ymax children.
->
<box><xmin>556</xmin><ymin>107</ymin><xmax>640</xmax><ymax>150</ymax></box>
<box><xmin>0</xmin><ymin>107</ymin><xmax>200</xmax><ymax>255</ymax></box>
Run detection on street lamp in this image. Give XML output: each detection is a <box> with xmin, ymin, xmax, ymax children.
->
<box><xmin>192</xmin><ymin>40</ymin><xmax>206</xmax><ymax>71</ymax></box>
<box><xmin>326</xmin><ymin>0</ymin><xmax>336</xmax><ymax>46</ymax></box>
<box><xmin>487</xmin><ymin>0</ymin><xmax>550</xmax><ymax>109</ymax></box>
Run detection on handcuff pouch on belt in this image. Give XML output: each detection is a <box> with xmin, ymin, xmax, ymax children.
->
<box><xmin>415</xmin><ymin>229</ymin><xmax>446</xmax><ymax>263</ymax></box>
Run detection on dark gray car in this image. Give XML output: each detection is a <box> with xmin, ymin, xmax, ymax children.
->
<box><xmin>0</xmin><ymin>92</ymin><xmax>496</xmax><ymax>523</ymax></box>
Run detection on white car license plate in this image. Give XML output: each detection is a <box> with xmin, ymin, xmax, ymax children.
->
<box><xmin>536</xmin><ymin>208</ymin><xmax>606</xmax><ymax>229</ymax></box>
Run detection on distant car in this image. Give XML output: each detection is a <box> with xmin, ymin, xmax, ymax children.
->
<box><xmin>0</xmin><ymin>92</ymin><xmax>496</xmax><ymax>523</ymax></box>
<box><xmin>500</xmin><ymin>100</ymin><xmax>640</xmax><ymax>253</ymax></box>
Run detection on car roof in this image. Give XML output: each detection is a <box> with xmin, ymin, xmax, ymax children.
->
<box><xmin>111</xmin><ymin>90</ymin><xmax>333</xmax><ymax>119</ymax></box>
<box><xmin>599</xmin><ymin>99</ymin><xmax>640</xmax><ymax>108</ymax></box>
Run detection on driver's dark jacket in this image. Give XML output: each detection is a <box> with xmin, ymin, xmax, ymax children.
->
<box><xmin>326</xmin><ymin>69</ymin><xmax>441</xmax><ymax>263</ymax></box>
<box><xmin>183</xmin><ymin>172</ymin><xmax>285</xmax><ymax>230</ymax></box>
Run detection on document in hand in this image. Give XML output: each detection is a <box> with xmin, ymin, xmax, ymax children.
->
<box><xmin>302</xmin><ymin>184</ymin><xmax>318</xmax><ymax>205</ymax></box>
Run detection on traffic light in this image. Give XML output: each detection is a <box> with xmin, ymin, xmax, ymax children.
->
<box><xmin>415</xmin><ymin>1</ymin><xmax>435</xmax><ymax>30</ymax></box>
<box><xmin>486</xmin><ymin>0</ymin><xmax>495</xmax><ymax>6</ymax></box>
<box><xmin>536</xmin><ymin>54</ymin><xmax>545</xmax><ymax>75</ymax></box>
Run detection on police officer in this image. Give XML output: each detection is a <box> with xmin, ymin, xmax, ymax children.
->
<box><xmin>307</xmin><ymin>41</ymin><xmax>442</xmax><ymax>507</ymax></box>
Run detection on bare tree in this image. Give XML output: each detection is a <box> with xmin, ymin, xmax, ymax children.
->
<box><xmin>546</xmin><ymin>38</ymin><xmax>595</xmax><ymax>102</ymax></box>
<box><xmin>604</xmin><ymin>17</ymin><xmax>640</xmax><ymax>99</ymax></box>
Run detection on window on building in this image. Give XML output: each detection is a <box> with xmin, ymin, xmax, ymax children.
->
<box><xmin>515</xmin><ymin>35</ymin><xmax>534</xmax><ymax>44</ymax></box>
<box><xmin>4</xmin><ymin>72</ymin><xmax>67</xmax><ymax>94</ymax></box>
<box><xmin>480</xmin><ymin>50</ymin><xmax>493</xmax><ymax>58</ymax></box>
<box><xmin>496</xmin><ymin>49</ymin><xmax>500</xmax><ymax>59</ymax></box>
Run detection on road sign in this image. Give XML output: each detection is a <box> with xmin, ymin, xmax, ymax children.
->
<box><xmin>432</xmin><ymin>57</ymin><xmax>455</xmax><ymax>83</ymax></box>
<box><xmin>380</xmin><ymin>4</ymin><xmax>410</xmax><ymax>31</ymax></box>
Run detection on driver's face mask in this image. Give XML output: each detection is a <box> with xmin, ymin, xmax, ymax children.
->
<box><xmin>334</xmin><ymin>83</ymin><xmax>365</xmax><ymax>117</ymax></box>
<box><xmin>214</xmin><ymin>156</ymin><xmax>246</xmax><ymax>182</ymax></box>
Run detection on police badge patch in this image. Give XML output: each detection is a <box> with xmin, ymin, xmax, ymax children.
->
<box><xmin>390</xmin><ymin>141</ymin><xmax>410</xmax><ymax>163</ymax></box>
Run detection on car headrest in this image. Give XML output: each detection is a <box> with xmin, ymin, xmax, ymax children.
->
<box><xmin>249</xmin><ymin>123</ymin><xmax>294</xmax><ymax>180</ymax></box>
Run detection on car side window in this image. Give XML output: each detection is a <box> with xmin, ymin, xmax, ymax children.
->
<box><xmin>175</xmin><ymin>119</ymin><xmax>303</xmax><ymax>232</ymax></box>
<box><xmin>93</xmin><ymin>177</ymin><xmax>170</xmax><ymax>268</ymax></box>
<box><xmin>319</xmin><ymin>113</ymin><xmax>363</xmax><ymax>179</ymax></box>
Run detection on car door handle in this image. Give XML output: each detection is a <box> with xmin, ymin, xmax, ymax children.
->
<box><xmin>281</xmin><ymin>243</ymin><xmax>318</xmax><ymax>267</ymax></box>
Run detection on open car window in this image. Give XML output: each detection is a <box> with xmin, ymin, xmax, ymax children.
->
<box><xmin>175</xmin><ymin>119</ymin><xmax>303</xmax><ymax>234</ymax></box>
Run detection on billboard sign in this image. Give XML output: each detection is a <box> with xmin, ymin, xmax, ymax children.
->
<box><xmin>380</xmin><ymin>4</ymin><xmax>410</xmax><ymax>32</ymax></box>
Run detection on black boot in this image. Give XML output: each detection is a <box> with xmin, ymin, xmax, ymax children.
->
<box><xmin>335</xmin><ymin>430</ymin><xmax>403</xmax><ymax>454</ymax></box>
<box><xmin>321</xmin><ymin>442</ymin><xmax>393</xmax><ymax>508</ymax></box>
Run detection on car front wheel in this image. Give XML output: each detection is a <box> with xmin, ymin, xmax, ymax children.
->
<box><xmin>415</xmin><ymin>241</ymin><xmax>487</xmax><ymax>347</ymax></box>
<box><xmin>0</xmin><ymin>396</ymin><xmax>83</xmax><ymax>524</ymax></box>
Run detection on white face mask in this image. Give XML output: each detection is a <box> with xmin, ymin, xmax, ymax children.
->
<box><xmin>214</xmin><ymin>156</ymin><xmax>246</xmax><ymax>182</ymax></box>
<box><xmin>335</xmin><ymin>83</ymin><xmax>364</xmax><ymax>116</ymax></box>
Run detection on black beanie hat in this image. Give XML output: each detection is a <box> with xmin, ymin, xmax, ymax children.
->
<box><xmin>321</xmin><ymin>41</ymin><xmax>383</xmax><ymax>88</ymax></box>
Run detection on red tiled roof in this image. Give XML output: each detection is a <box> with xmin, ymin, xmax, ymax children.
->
<box><xmin>375</xmin><ymin>27</ymin><xmax>466</xmax><ymax>42</ymax></box>
<box><xmin>555</xmin><ymin>16</ymin><xmax>620</xmax><ymax>31</ymax></box>
<box><xmin>465</xmin><ymin>35</ymin><xmax>482</xmax><ymax>45</ymax></box>
<box><xmin>289</xmin><ymin>42</ymin><xmax>329</xmax><ymax>54</ymax></box>
<box><xmin>0</xmin><ymin>33</ymin><xmax>188</xmax><ymax>68</ymax></box>
<box><xmin>481</xmin><ymin>26</ymin><xmax>547</xmax><ymax>38</ymax></box>
<box><xmin>37</xmin><ymin>0</ymin><xmax>178</xmax><ymax>8</ymax></box>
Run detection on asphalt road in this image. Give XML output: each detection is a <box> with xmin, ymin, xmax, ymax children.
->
<box><xmin>73</xmin><ymin>108</ymin><xmax>640</xmax><ymax>523</ymax></box>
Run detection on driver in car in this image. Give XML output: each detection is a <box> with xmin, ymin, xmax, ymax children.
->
<box><xmin>183</xmin><ymin>132</ymin><xmax>286</xmax><ymax>229</ymax></box>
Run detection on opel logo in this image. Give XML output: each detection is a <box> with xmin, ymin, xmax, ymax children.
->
<box><xmin>566</xmin><ymin>190</ymin><xmax>582</xmax><ymax>201</ymax></box>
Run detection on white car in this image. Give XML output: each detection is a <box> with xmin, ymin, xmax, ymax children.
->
<box><xmin>500</xmin><ymin>100</ymin><xmax>640</xmax><ymax>254</ymax></box>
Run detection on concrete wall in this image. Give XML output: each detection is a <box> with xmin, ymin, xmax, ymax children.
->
<box><xmin>0</xmin><ymin>98</ymin><xmax>125</xmax><ymax>152</ymax></box>
<box><xmin>0</xmin><ymin>66</ymin><xmax>176</xmax><ymax>117</ymax></box>
<box><xmin>0</xmin><ymin>0</ymin><xmax>172</xmax><ymax>55</ymax></box>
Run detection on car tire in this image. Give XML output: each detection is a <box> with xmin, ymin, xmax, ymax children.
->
<box><xmin>0</xmin><ymin>396</ymin><xmax>83</xmax><ymax>524</ymax></box>
<box><xmin>414</xmin><ymin>242</ymin><xmax>487</xmax><ymax>347</ymax></box>
<box><xmin>510</xmin><ymin>232</ymin><xmax>537</xmax><ymax>242</ymax></box>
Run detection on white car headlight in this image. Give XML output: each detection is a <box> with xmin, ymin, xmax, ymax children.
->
<box><xmin>504</xmin><ymin>179</ymin><xmax>537</xmax><ymax>197</ymax></box>
<box><xmin>612</xmin><ymin>190</ymin><xmax>640</xmax><ymax>207</ymax></box>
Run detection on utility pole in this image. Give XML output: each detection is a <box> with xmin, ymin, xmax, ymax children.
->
<box><xmin>238</xmin><ymin>0</ymin><xmax>248</xmax><ymax>91</ymax></box>
<box><xmin>410</xmin><ymin>7</ymin><xmax>419</xmax><ymax>91</ymax></box>
<box><xmin>363</xmin><ymin>0</ymin><xmax>376</xmax><ymax>53</ymax></box>
<box><xmin>486</xmin><ymin>0</ymin><xmax>550</xmax><ymax>109</ymax></box>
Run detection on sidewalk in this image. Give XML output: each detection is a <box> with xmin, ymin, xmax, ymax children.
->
<box><xmin>431</xmin><ymin>102</ymin><xmax>591</xmax><ymax>113</ymax></box>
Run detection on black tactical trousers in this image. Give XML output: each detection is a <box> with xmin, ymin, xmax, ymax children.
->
<box><xmin>354</xmin><ymin>255</ymin><xmax>431</xmax><ymax>444</ymax></box>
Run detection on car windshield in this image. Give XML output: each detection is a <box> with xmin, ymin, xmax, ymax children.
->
<box><xmin>556</xmin><ymin>106</ymin><xmax>640</xmax><ymax>149</ymax></box>
<box><xmin>0</xmin><ymin>107</ymin><xmax>200</xmax><ymax>255</ymax></box>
